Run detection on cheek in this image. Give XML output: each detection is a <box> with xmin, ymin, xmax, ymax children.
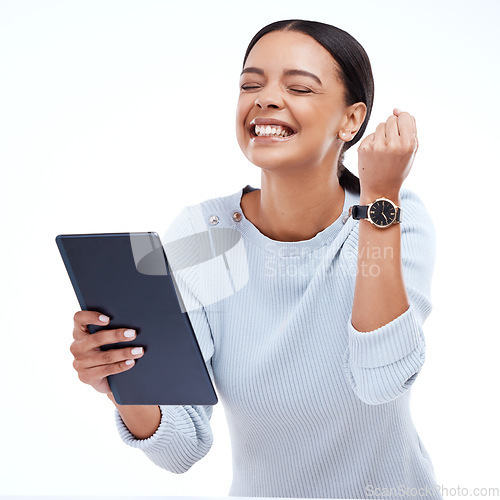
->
<box><xmin>235</xmin><ymin>97</ymin><xmax>253</xmax><ymax>136</ymax></box>
<box><xmin>300</xmin><ymin>105</ymin><xmax>338</xmax><ymax>142</ymax></box>
<box><xmin>235</xmin><ymin>111</ymin><xmax>244</xmax><ymax>132</ymax></box>
<box><xmin>235</xmin><ymin>103</ymin><xmax>248</xmax><ymax>149</ymax></box>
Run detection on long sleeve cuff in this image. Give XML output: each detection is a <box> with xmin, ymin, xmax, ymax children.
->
<box><xmin>114</xmin><ymin>405</ymin><xmax>176</xmax><ymax>451</ymax></box>
<box><xmin>343</xmin><ymin>302</ymin><xmax>426</xmax><ymax>405</ymax></box>
<box><xmin>113</xmin><ymin>404</ymin><xmax>214</xmax><ymax>473</ymax></box>
<box><xmin>347</xmin><ymin>302</ymin><xmax>421</xmax><ymax>367</ymax></box>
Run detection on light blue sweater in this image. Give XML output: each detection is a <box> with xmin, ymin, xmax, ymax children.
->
<box><xmin>115</xmin><ymin>184</ymin><xmax>441</xmax><ymax>499</ymax></box>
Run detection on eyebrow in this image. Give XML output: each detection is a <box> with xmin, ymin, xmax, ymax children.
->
<box><xmin>240</xmin><ymin>67</ymin><xmax>322</xmax><ymax>86</ymax></box>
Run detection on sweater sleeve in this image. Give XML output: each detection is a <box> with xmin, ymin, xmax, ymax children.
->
<box><xmin>343</xmin><ymin>188</ymin><xmax>436</xmax><ymax>405</ymax></box>
<box><xmin>113</xmin><ymin>205</ymin><xmax>217</xmax><ymax>473</ymax></box>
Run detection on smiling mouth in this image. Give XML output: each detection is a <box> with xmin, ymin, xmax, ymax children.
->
<box><xmin>250</xmin><ymin>124</ymin><xmax>297</xmax><ymax>139</ymax></box>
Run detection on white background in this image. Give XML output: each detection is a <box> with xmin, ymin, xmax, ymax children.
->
<box><xmin>1</xmin><ymin>0</ymin><xmax>499</xmax><ymax>496</ymax></box>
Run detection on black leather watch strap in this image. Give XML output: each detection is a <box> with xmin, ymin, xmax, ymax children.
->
<box><xmin>351</xmin><ymin>204</ymin><xmax>368</xmax><ymax>220</ymax></box>
<box><xmin>395</xmin><ymin>207</ymin><xmax>401</xmax><ymax>222</ymax></box>
<box><xmin>351</xmin><ymin>204</ymin><xmax>402</xmax><ymax>222</ymax></box>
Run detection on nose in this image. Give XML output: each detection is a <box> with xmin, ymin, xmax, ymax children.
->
<box><xmin>254</xmin><ymin>84</ymin><xmax>284</xmax><ymax>110</ymax></box>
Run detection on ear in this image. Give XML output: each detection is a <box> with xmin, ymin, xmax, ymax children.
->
<box><xmin>343</xmin><ymin>102</ymin><xmax>367</xmax><ymax>137</ymax></box>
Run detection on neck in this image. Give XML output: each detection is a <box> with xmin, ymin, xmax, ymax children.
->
<box><xmin>248</xmin><ymin>169</ymin><xmax>346</xmax><ymax>242</ymax></box>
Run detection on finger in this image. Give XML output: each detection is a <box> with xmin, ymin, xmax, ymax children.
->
<box><xmin>394</xmin><ymin>111</ymin><xmax>414</xmax><ymax>139</ymax></box>
<box><xmin>77</xmin><ymin>358</ymin><xmax>138</xmax><ymax>386</ymax></box>
<box><xmin>75</xmin><ymin>345</ymin><xmax>144</xmax><ymax>371</ymax></box>
<box><xmin>95</xmin><ymin>346</ymin><xmax>144</xmax><ymax>368</ymax></box>
<box><xmin>386</xmin><ymin>115</ymin><xmax>399</xmax><ymax>140</ymax></box>
<box><xmin>373</xmin><ymin>122</ymin><xmax>386</xmax><ymax>143</ymax></box>
<box><xmin>70</xmin><ymin>327</ymin><xmax>137</xmax><ymax>360</ymax></box>
<box><xmin>358</xmin><ymin>133</ymin><xmax>374</xmax><ymax>151</ymax></box>
<box><xmin>87</xmin><ymin>327</ymin><xmax>138</xmax><ymax>350</ymax></box>
<box><xmin>73</xmin><ymin>310</ymin><xmax>110</xmax><ymax>339</ymax></box>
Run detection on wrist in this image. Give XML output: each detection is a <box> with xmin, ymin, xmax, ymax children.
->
<box><xmin>107</xmin><ymin>392</ymin><xmax>119</xmax><ymax>406</ymax></box>
<box><xmin>359</xmin><ymin>191</ymin><xmax>401</xmax><ymax>205</ymax></box>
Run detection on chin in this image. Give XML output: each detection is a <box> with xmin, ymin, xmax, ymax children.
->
<box><xmin>242</xmin><ymin>149</ymin><xmax>291</xmax><ymax>170</ymax></box>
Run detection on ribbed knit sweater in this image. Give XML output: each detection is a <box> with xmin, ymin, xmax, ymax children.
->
<box><xmin>114</xmin><ymin>184</ymin><xmax>441</xmax><ymax>499</ymax></box>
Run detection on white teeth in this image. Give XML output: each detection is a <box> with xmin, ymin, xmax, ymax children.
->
<box><xmin>254</xmin><ymin>124</ymin><xmax>294</xmax><ymax>137</ymax></box>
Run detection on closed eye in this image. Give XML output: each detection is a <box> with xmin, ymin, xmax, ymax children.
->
<box><xmin>240</xmin><ymin>85</ymin><xmax>313</xmax><ymax>94</ymax></box>
<box><xmin>240</xmin><ymin>85</ymin><xmax>261</xmax><ymax>91</ymax></box>
<box><xmin>289</xmin><ymin>88</ymin><xmax>313</xmax><ymax>94</ymax></box>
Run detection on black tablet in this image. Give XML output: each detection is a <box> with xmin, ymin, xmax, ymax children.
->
<box><xmin>56</xmin><ymin>232</ymin><xmax>218</xmax><ymax>406</ymax></box>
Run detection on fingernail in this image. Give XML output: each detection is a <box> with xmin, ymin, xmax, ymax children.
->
<box><xmin>394</xmin><ymin>108</ymin><xmax>402</xmax><ymax>114</ymax></box>
<box><xmin>99</xmin><ymin>314</ymin><xmax>110</xmax><ymax>323</ymax></box>
<box><xmin>125</xmin><ymin>359</ymin><xmax>135</xmax><ymax>366</ymax></box>
<box><xmin>124</xmin><ymin>329</ymin><xmax>136</xmax><ymax>338</ymax></box>
<box><xmin>131</xmin><ymin>347</ymin><xmax>143</xmax><ymax>355</ymax></box>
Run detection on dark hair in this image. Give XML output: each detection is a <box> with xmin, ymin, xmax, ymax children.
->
<box><xmin>243</xmin><ymin>19</ymin><xmax>374</xmax><ymax>195</ymax></box>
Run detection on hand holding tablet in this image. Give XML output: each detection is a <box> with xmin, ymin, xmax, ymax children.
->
<box><xmin>57</xmin><ymin>232</ymin><xmax>218</xmax><ymax>406</ymax></box>
<box><xmin>71</xmin><ymin>309</ymin><xmax>145</xmax><ymax>396</ymax></box>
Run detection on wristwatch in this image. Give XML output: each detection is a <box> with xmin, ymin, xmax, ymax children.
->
<box><xmin>349</xmin><ymin>197</ymin><xmax>402</xmax><ymax>228</ymax></box>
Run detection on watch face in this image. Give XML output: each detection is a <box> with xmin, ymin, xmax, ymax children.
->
<box><xmin>369</xmin><ymin>199</ymin><xmax>397</xmax><ymax>227</ymax></box>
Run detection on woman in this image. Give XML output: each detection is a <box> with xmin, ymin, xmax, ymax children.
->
<box><xmin>70</xmin><ymin>19</ymin><xmax>441</xmax><ymax>499</ymax></box>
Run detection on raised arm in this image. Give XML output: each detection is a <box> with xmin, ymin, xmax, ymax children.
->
<box><xmin>343</xmin><ymin>109</ymin><xmax>436</xmax><ymax>405</ymax></box>
<box><xmin>344</xmin><ymin>187</ymin><xmax>436</xmax><ymax>404</ymax></box>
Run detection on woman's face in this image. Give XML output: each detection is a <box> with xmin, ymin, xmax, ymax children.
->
<box><xmin>236</xmin><ymin>30</ymin><xmax>356</xmax><ymax>173</ymax></box>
